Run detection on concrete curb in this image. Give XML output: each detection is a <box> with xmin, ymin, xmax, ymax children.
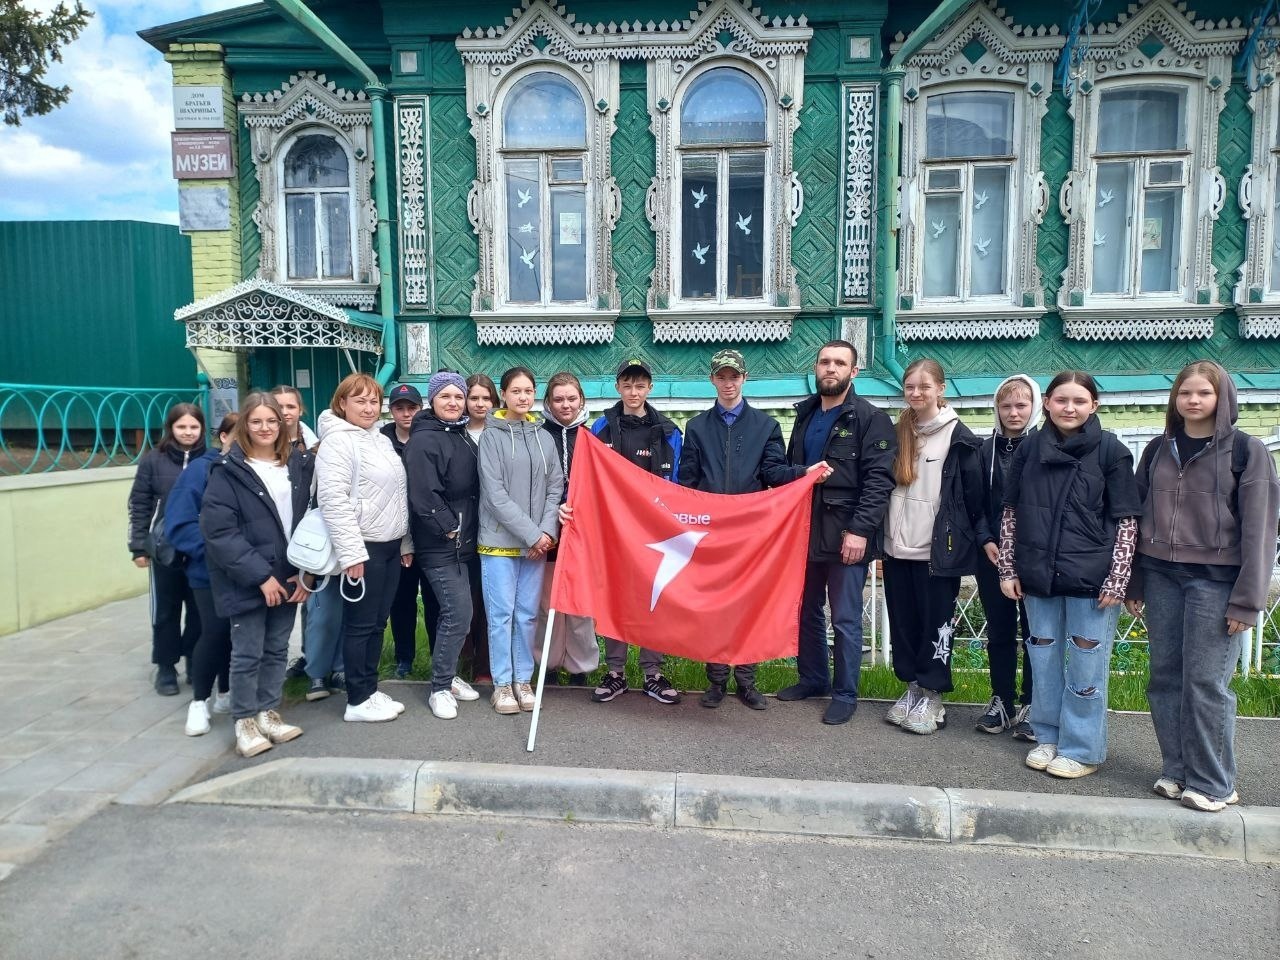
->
<box><xmin>169</xmin><ymin>758</ymin><xmax>1280</xmax><ymax>863</ymax></box>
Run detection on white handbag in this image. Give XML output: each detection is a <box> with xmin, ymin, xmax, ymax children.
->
<box><xmin>287</xmin><ymin>455</ymin><xmax>366</xmax><ymax>601</ymax></box>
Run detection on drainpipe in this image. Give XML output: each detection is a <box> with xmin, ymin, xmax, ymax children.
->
<box><xmin>264</xmin><ymin>0</ymin><xmax>398</xmax><ymax>386</ymax></box>
<box><xmin>879</xmin><ymin>0</ymin><xmax>973</xmax><ymax>384</ymax></box>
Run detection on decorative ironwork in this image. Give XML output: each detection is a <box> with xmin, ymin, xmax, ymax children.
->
<box><xmin>841</xmin><ymin>84</ymin><xmax>877</xmax><ymax>303</ymax></box>
<box><xmin>0</xmin><ymin>383</ymin><xmax>208</xmax><ymax>476</ymax></box>
<box><xmin>396</xmin><ymin>97</ymin><xmax>433</xmax><ymax>309</ymax></box>
<box><xmin>1056</xmin><ymin>0</ymin><xmax>1102</xmax><ymax>99</ymax></box>
<box><xmin>1239</xmin><ymin>2</ymin><xmax>1280</xmax><ymax>93</ymax></box>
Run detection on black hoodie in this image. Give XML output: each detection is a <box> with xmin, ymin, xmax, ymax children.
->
<box><xmin>403</xmin><ymin>407</ymin><xmax>479</xmax><ymax>567</ymax></box>
<box><xmin>128</xmin><ymin>440</ymin><xmax>208</xmax><ymax>557</ymax></box>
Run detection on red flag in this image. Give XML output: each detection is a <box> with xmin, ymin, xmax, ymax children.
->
<box><xmin>550</xmin><ymin>430</ymin><xmax>820</xmax><ymax>664</ymax></box>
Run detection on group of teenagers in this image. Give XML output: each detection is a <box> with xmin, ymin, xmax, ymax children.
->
<box><xmin>127</xmin><ymin>344</ymin><xmax>1278</xmax><ymax>813</ymax></box>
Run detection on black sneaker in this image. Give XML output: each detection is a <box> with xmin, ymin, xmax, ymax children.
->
<box><xmin>737</xmin><ymin>685</ymin><xmax>768</xmax><ymax>711</ymax></box>
<box><xmin>1011</xmin><ymin>703</ymin><xmax>1037</xmax><ymax>741</ymax></box>
<box><xmin>154</xmin><ymin>664</ymin><xmax>179</xmax><ymax>696</ymax></box>
<box><xmin>591</xmin><ymin>671</ymin><xmax>627</xmax><ymax>703</ymax></box>
<box><xmin>822</xmin><ymin>699</ymin><xmax>857</xmax><ymax>724</ymax></box>
<box><xmin>776</xmin><ymin>682</ymin><xmax>830</xmax><ymax>702</ymax></box>
<box><xmin>326</xmin><ymin>672</ymin><xmax>346</xmax><ymax>694</ymax></box>
<box><xmin>305</xmin><ymin>677</ymin><xmax>331</xmax><ymax>701</ymax></box>
<box><xmin>285</xmin><ymin>656</ymin><xmax>308</xmax><ymax>680</ymax></box>
<box><xmin>643</xmin><ymin>673</ymin><xmax>680</xmax><ymax>705</ymax></box>
<box><xmin>975</xmin><ymin>696</ymin><xmax>1012</xmax><ymax>734</ymax></box>
<box><xmin>700</xmin><ymin>682</ymin><xmax>726</xmax><ymax>708</ymax></box>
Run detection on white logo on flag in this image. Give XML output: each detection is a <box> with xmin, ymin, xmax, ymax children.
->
<box><xmin>645</xmin><ymin>532</ymin><xmax>708</xmax><ymax>611</ymax></box>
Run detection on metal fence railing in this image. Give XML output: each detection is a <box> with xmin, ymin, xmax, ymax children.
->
<box><xmin>0</xmin><ymin>383</ymin><xmax>209</xmax><ymax>476</ymax></box>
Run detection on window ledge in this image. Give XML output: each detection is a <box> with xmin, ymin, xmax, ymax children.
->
<box><xmin>648</xmin><ymin>304</ymin><xmax>799</xmax><ymax>343</ymax></box>
<box><xmin>473</xmin><ymin>308</ymin><xmax>620</xmax><ymax>346</ymax></box>
<box><xmin>1058</xmin><ymin>300</ymin><xmax>1222</xmax><ymax>341</ymax></box>
<box><xmin>1234</xmin><ymin>301</ymin><xmax>1280</xmax><ymax>339</ymax></box>
<box><xmin>897</xmin><ymin>304</ymin><xmax>1045</xmax><ymax>341</ymax></box>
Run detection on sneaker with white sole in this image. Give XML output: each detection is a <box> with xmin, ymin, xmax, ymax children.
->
<box><xmin>211</xmin><ymin>691</ymin><xmax>232</xmax><ymax>715</ymax></box>
<box><xmin>1010</xmin><ymin>703</ymin><xmax>1036</xmax><ymax>742</ymax></box>
<box><xmin>902</xmin><ymin>688</ymin><xmax>946</xmax><ymax>735</ymax></box>
<box><xmin>429</xmin><ymin>690</ymin><xmax>458</xmax><ymax>719</ymax></box>
<box><xmin>975</xmin><ymin>696</ymin><xmax>1011</xmax><ymax>734</ymax></box>
<box><xmin>643</xmin><ymin>673</ymin><xmax>680</xmax><ymax>705</ymax></box>
<box><xmin>1153</xmin><ymin>777</ymin><xmax>1184</xmax><ymax>800</ymax></box>
<box><xmin>1180</xmin><ymin>788</ymin><xmax>1239</xmax><ymax>812</ymax></box>
<box><xmin>450</xmin><ymin>677</ymin><xmax>480</xmax><ymax>701</ymax></box>
<box><xmin>514</xmin><ymin>682</ymin><xmax>536</xmax><ymax>712</ymax></box>
<box><xmin>885</xmin><ymin>683</ymin><xmax>919</xmax><ymax>726</ymax></box>
<box><xmin>491</xmin><ymin>684</ymin><xmax>520</xmax><ymax>715</ymax></box>
<box><xmin>1045</xmin><ymin>755</ymin><xmax>1097</xmax><ymax>779</ymax></box>
<box><xmin>1025</xmin><ymin>742</ymin><xmax>1058</xmax><ymax>770</ymax></box>
<box><xmin>344</xmin><ymin>697</ymin><xmax>398</xmax><ymax>723</ymax></box>
<box><xmin>591</xmin><ymin>671</ymin><xmax>627</xmax><ymax>703</ymax></box>
<box><xmin>369</xmin><ymin>690</ymin><xmax>405</xmax><ymax>716</ymax></box>
<box><xmin>234</xmin><ymin>717</ymin><xmax>272</xmax><ymax>757</ymax></box>
<box><xmin>184</xmin><ymin>699</ymin><xmax>210</xmax><ymax>737</ymax></box>
<box><xmin>256</xmin><ymin>710</ymin><xmax>302</xmax><ymax>744</ymax></box>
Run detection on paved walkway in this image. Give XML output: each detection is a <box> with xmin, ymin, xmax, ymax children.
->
<box><xmin>0</xmin><ymin>595</ymin><xmax>239</xmax><ymax>877</ymax></box>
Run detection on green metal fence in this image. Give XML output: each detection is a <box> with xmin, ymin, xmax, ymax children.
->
<box><xmin>0</xmin><ymin>383</ymin><xmax>209</xmax><ymax>476</ymax></box>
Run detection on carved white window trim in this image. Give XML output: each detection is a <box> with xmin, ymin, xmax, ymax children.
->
<box><xmin>239</xmin><ymin>72</ymin><xmax>378</xmax><ymax>311</ymax></box>
<box><xmin>395</xmin><ymin>96</ymin><xmax>434</xmax><ymax>311</ymax></box>
<box><xmin>841</xmin><ymin>84</ymin><xmax>878</xmax><ymax>304</ymax></box>
<box><xmin>1234</xmin><ymin>33</ymin><xmax>1280</xmax><ymax>339</ymax></box>
<box><xmin>1054</xmin><ymin>0</ymin><xmax>1244</xmax><ymax>340</ymax></box>
<box><xmin>892</xmin><ymin>0</ymin><xmax>1061</xmax><ymax>339</ymax></box>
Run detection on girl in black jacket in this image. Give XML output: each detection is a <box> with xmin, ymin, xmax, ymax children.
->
<box><xmin>882</xmin><ymin>359</ymin><xmax>991</xmax><ymax>736</ymax></box>
<box><xmin>127</xmin><ymin>403</ymin><xmax>207</xmax><ymax>696</ymax></box>
<box><xmin>200</xmin><ymin>393</ymin><xmax>312</xmax><ymax>759</ymax></box>
<box><xmin>403</xmin><ymin>372</ymin><xmax>483</xmax><ymax>720</ymax></box>
<box><xmin>998</xmin><ymin>371</ymin><xmax>1141</xmax><ymax>780</ymax></box>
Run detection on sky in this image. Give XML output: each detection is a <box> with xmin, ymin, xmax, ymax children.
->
<box><xmin>0</xmin><ymin>0</ymin><xmax>250</xmax><ymax>224</ymax></box>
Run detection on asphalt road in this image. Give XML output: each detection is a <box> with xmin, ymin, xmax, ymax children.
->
<box><xmin>1</xmin><ymin>803</ymin><xmax>1275</xmax><ymax>960</ymax></box>
<box><xmin>214</xmin><ymin>682</ymin><xmax>1280</xmax><ymax>806</ymax></box>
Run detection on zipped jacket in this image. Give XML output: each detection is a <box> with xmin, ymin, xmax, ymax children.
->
<box><xmin>679</xmin><ymin>400</ymin><xmax>803</xmax><ymax>495</ymax></box>
<box><xmin>477</xmin><ymin>409</ymin><xmax>563</xmax><ymax>551</ymax></box>
<box><xmin>590</xmin><ymin>401</ymin><xmax>682</xmax><ymax>482</ymax></box>
<box><xmin>163</xmin><ymin>448</ymin><xmax>221</xmax><ymax>589</ymax></box>
<box><xmin>127</xmin><ymin>441</ymin><xmax>206</xmax><ymax>557</ymax></box>
<box><xmin>926</xmin><ymin>421</ymin><xmax>993</xmax><ymax>578</ymax></box>
<box><xmin>403</xmin><ymin>408</ymin><xmax>479</xmax><ymax>567</ymax></box>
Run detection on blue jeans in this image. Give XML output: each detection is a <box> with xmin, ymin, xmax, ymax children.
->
<box><xmin>421</xmin><ymin>560</ymin><xmax>473</xmax><ymax>694</ymax></box>
<box><xmin>303</xmin><ymin>582</ymin><xmax>344</xmax><ymax>680</ymax></box>
<box><xmin>1024</xmin><ymin>594</ymin><xmax>1121</xmax><ymax>764</ymax></box>
<box><xmin>1143</xmin><ymin>566</ymin><xmax>1241</xmax><ymax>802</ymax></box>
<box><xmin>481</xmin><ymin>554</ymin><xmax>545</xmax><ymax>686</ymax></box>
<box><xmin>797</xmin><ymin>560</ymin><xmax>868</xmax><ymax>703</ymax></box>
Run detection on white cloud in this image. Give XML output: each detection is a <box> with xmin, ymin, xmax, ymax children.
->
<box><xmin>0</xmin><ymin>0</ymin><xmax>248</xmax><ymax>222</ymax></box>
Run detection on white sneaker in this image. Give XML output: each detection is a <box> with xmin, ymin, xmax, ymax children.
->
<box><xmin>1045</xmin><ymin>755</ymin><xmax>1098</xmax><ymax>779</ymax></box>
<box><xmin>491</xmin><ymin>683</ymin><xmax>520</xmax><ymax>715</ymax></box>
<box><xmin>885</xmin><ymin>683</ymin><xmax>919</xmax><ymax>726</ymax></box>
<box><xmin>234</xmin><ymin>717</ymin><xmax>272</xmax><ymax>757</ymax></box>
<box><xmin>1153</xmin><ymin>777</ymin><xmax>1184</xmax><ymax>800</ymax></box>
<box><xmin>210</xmin><ymin>691</ymin><xmax>232</xmax><ymax>715</ymax></box>
<box><xmin>369</xmin><ymin>690</ymin><xmax>405</xmax><ymax>716</ymax></box>
<box><xmin>450</xmin><ymin>677</ymin><xmax>480</xmax><ymax>701</ymax></box>
<box><xmin>902</xmin><ymin>688</ymin><xmax>946</xmax><ymax>735</ymax></box>
<box><xmin>344</xmin><ymin>697</ymin><xmax>398</xmax><ymax>723</ymax></box>
<box><xmin>514</xmin><ymin>681</ymin><xmax>536</xmax><ymax>712</ymax></box>
<box><xmin>184</xmin><ymin>699</ymin><xmax>210</xmax><ymax>737</ymax></box>
<box><xmin>1025</xmin><ymin>743</ymin><xmax>1058</xmax><ymax>770</ymax></box>
<box><xmin>1181</xmin><ymin>787</ymin><xmax>1239</xmax><ymax>812</ymax></box>
<box><xmin>429</xmin><ymin>690</ymin><xmax>458</xmax><ymax>719</ymax></box>
<box><xmin>256</xmin><ymin>710</ymin><xmax>302</xmax><ymax>743</ymax></box>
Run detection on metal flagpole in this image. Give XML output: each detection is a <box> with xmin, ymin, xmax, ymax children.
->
<box><xmin>525</xmin><ymin>608</ymin><xmax>558</xmax><ymax>752</ymax></box>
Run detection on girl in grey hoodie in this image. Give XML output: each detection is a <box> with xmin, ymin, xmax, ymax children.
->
<box><xmin>477</xmin><ymin>367</ymin><xmax>564</xmax><ymax>715</ymax></box>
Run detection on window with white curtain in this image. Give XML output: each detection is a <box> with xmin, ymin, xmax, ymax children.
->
<box><xmin>676</xmin><ymin>67</ymin><xmax>768</xmax><ymax>303</ymax></box>
<box><xmin>920</xmin><ymin>90</ymin><xmax>1013</xmax><ymax>301</ymax></box>
<box><xmin>500</xmin><ymin>73</ymin><xmax>589</xmax><ymax>306</ymax></box>
<box><xmin>283</xmin><ymin>134</ymin><xmax>354</xmax><ymax>281</ymax></box>
<box><xmin>1089</xmin><ymin>87</ymin><xmax>1188</xmax><ymax>296</ymax></box>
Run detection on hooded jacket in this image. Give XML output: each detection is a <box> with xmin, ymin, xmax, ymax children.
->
<box><xmin>1128</xmin><ymin>364</ymin><xmax>1280</xmax><ymax>622</ymax></box>
<box><xmin>1003</xmin><ymin>413</ymin><xmax>1142</xmax><ymax>598</ymax></box>
<box><xmin>163</xmin><ymin>448</ymin><xmax>222</xmax><ymax>589</ymax></box>
<box><xmin>541</xmin><ymin>399</ymin><xmax>589</xmax><ymax>505</ymax></box>
<box><xmin>679</xmin><ymin>399</ymin><xmax>804</xmax><ymax>495</ymax></box>
<box><xmin>785</xmin><ymin>388</ymin><xmax>897</xmax><ymax>562</ymax></box>
<box><xmin>979</xmin><ymin>374</ymin><xmax>1041</xmax><ymax>529</ymax></box>
<box><xmin>403</xmin><ymin>407</ymin><xmax>479</xmax><ymax>567</ymax></box>
<box><xmin>477</xmin><ymin>409</ymin><xmax>564</xmax><ymax>553</ymax></box>
<box><xmin>199</xmin><ymin>443</ymin><xmax>313</xmax><ymax>617</ymax></box>
<box><xmin>590</xmin><ymin>401</ymin><xmax>683</xmax><ymax>482</ymax></box>
<box><xmin>314</xmin><ymin>409</ymin><xmax>412</xmax><ymax>569</ymax></box>
<box><xmin>127</xmin><ymin>440</ymin><xmax>207</xmax><ymax>557</ymax></box>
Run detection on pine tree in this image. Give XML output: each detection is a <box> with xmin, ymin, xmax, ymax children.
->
<box><xmin>0</xmin><ymin>1</ymin><xmax>92</xmax><ymax>126</ymax></box>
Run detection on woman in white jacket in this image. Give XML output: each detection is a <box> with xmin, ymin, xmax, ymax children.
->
<box><xmin>316</xmin><ymin>373</ymin><xmax>413</xmax><ymax>723</ymax></box>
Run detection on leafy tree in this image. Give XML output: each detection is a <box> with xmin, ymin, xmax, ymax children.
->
<box><xmin>0</xmin><ymin>1</ymin><xmax>92</xmax><ymax>126</ymax></box>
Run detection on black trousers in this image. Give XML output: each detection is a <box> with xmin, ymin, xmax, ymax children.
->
<box><xmin>974</xmin><ymin>551</ymin><xmax>1033</xmax><ymax>708</ymax></box>
<box><xmin>705</xmin><ymin>662</ymin><xmax>757</xmax><ymax>687</ymax></box>
<box><xmin>388</xmin><ymin>563</ymin><xmax>436</xmax><ymax>665</ymax></box>
<box><xmin>342</xmin><ymin>540</ymin><xmax>402</xmax><ymax>706</ymax></box>
<box><xmin>189</xmin><ymin>588</ymin><xmax>230</xmax><ymax>701</ymax></box>
<box><xmin>882</xmin><ymin>555</ymin><xmax>960</xmax><ymax>694</ymax></box>
<box><xmin>458</xmin><ymin>557</ymin><xmax>490</xmax><ymax>679</ymax></box>
<box><xmin>150</xmin><ymin>561</ymin><xmax>200</xmax><ymax>667</ymax></box>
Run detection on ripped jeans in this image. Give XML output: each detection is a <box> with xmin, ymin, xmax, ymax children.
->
<box><xmin>1023</xmin><ymin>595</ymin><xmax>1121</xmax><ymax>764</ymax></box>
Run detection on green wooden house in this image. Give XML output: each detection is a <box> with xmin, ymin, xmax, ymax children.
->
<box><xmin>142</xmin><ymin>0</ymin><xmax>1280</xmax><ymax>438</ymax></box>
